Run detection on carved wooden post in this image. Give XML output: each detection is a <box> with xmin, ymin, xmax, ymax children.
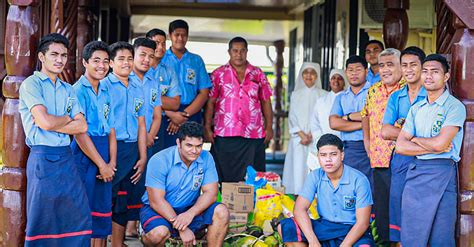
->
<box><xmin>1</xmin><ymin>1</ymin><xmax>40</xmax><ymax>246</ymax></box>
<box><xmin>51</xmin><ymin>0</ymin><xmax>78</xmax><ymax>83</ymax></box>
<box><xmin>273</xmin><ymin>40</ymin><xmax>285</xmax><ymax>151</ymax></box>
<box><xmin>441</xmin><ymin>1</ymin><xmax>474</xmax><ymax>245</ymax></box>
<box><xmin>383</xmin><ymin>0</ymin><xmax>409</xmax><ymax>50</ymax></box>
<box><xmin>76</xmin><ymin>0</ymin><xmax>94</xmax><ymax>79</ymax></box>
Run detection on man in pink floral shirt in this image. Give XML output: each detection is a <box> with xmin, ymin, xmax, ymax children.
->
<box><xmin>204</xmin><ymin>37</ymin><xmax>273</xmax><ymax>182</ymax></box>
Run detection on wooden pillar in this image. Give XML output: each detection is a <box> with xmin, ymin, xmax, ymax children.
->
<box><xmin>1</xmin><ymin>0</ymin><xmax>40</xmax><ymax>246</ymax></box>
<box><xmin>51</xmin><ymin>0</ymin><xmax>78</xmax><ymax>83</ymax></box>
<box><xmin>76</xmin><ymin>0</ymin><xmax>94</xmax><ymax>79</ymax></box>
<box><xmin>441</xmin><ymin>1</ymin><xmax>474</xmax><ymax>245</ymax></box>
<box><xmin>383</xmin><ymin>0</ymin><xmax>409</xmax><ymax>50</ymax></box>
<box><xmin>272</xmin><ymin>40</ymin><xmax>285</xmax><ymax>151</ymax></box>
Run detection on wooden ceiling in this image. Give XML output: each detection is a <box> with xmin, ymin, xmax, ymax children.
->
<box><xmin>129</xmin><ymin>0</ymin><xmax>312</xmax><ymax>20</ymax></box>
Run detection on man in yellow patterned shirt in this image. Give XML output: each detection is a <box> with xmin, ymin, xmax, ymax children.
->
<box><xmin>361</xmin><ymin>48</ymin><xmax>405</xmax><ymax>245</ymax></box>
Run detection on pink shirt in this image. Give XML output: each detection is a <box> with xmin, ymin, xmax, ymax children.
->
<box><xmin>210</xmin><ymin>63</ymin><xmax>273</xmax><ymax>139</ymax></box>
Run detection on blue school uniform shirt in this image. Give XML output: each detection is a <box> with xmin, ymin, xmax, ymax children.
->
<box><xmin>366</xmin><ymin>68</ymin><xmax>380</xmax><ymax>86</ymax></box>
<box><xmin>102</xmin><ymin>73</ymin><xmax>145</xmax><ymax>142</ymax></box>
<box><xmin>383</xmin><ymin>86</ymin><xmax>426</xmax><ymax>125</ymax></box>
<box><xmin>130</xmin><ymin>70</ymin><xmax>162</xmax><ymax>132</ymax></box>
<box><xmin>73</xmin><ymin>75</ymin><xmax>114</xmax><ymax>136</ymax></box>
<box><xmin>161</xmin><ymin>49</ymin><xmax>212</xmax><ymax>105</ymax></box>
<box><xmin>402</xmin><ymin>89</ymin><xmax>466</xmax><ymax>162</ymax></box>
<box><xmin>330</xmin><ymin>82</ymin><xmax>371</xmax><ymax>141</ymax></box>
<box><xmin>151</xmin><ymin>62</ymin><xmax>181</xmax><ymax>98</ymax></box>
<box><xmin>19</xmin><ymin>71</ymin><xmax>83</xmax><ymax>147</ymax></box>
<box><xmin>142</xmin><ymin>146</ymin><xmax>219</xmax><ymax>209</ymax></box>
<box><xmin>299</xmin><ymin>165</ymin><xmax>373</xmax><ymax>225</ymax></box>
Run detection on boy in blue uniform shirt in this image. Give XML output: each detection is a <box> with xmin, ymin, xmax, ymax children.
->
<box><xmin>380</xmin><ymin>46</ymin><xmax>426</xmax><ymax>242</ymax></box>
<box><xmin>396</xmin><ymin>54</ymin><xmax>466</xmax><ymax>246</ymax></box>
<box><xmin>160</xmin><ymin>19</ymin><xmax>212</xmax><ymax>149</ymax></box>
<box><xmin>140</xmin><ymin>122</ymin><xmax>229</xmax><ymax>246</ymax></box>
<box><xmin>71</xmin><ymin>40</ymin><xmax>117</xmax><ymax>247</ymax></box>
<box><xmin>19</xmin><ymin>33</ymin><xmax>91</xmax><ymax>246</ymax></box>
<box><xmin>130</xmin><ymin>38</ymin><xmax>163</xmax><ymax>156</ymax></box>
<box><xmin>329</xmin><ymin>56</ymin><xmax>372</xmax><ymax>185</ymax></box>
<box><xmin>146</xmin><ymin>28</ymin><xmax>181</xmax><ymax>111</ymax></box>
<box><xmin>278</xmin><ymin>134</ymin><xmax>374</xmax><ymax>246</ymax></box>
<box><xmin>102</xmin><ymin>41</ymin><xmax>148</xmax><ymax>247</ymax></box>
<box><xmin>364</xmin><ymin>40</ymin><xmax>384</xmax><ymax>86</ymax></box>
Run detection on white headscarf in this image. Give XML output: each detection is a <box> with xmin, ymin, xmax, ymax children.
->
<box><xmin>294</xmin><ymin>62</ymin><xmax>322</xmax><ymax>91</ymax></box>
<box><xmin>329</xmin><ymin>68</ymin><xmax>349</xmax><ymax>90</ymax></box>
<box><xmin>289</xmin><ymin>62</ymin><xmax>327</xmax><ymax>134</ymax></box>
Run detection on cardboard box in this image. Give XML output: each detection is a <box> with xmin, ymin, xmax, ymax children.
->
<box><xmin>222</xmin><ymin>182</ymin><xmax>254</xmax><ymax>212</ymax></box>
<box><xmin>228</xmin><ymin>212</ymin><xmax>248</xmax><ymax>234</ymax></box>
<box><xmin>273</xmin><ymin>186</ymin><xmax>285</xmax><ymax>194</ymax></box>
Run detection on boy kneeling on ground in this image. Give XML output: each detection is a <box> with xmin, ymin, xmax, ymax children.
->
<box><xmin>140</xmin><ymin>122</ymin><xmax>229</xmax><ymax>247</ymax></box>
<box><xmin>278</xmin><ymin>134</ymin><xmax>375</xmax><ymax>247</ymax></box>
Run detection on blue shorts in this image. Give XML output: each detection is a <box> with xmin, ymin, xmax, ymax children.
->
<box><xmin>280</xmin><ymin>218</ymin><xmax>374</xmax><ymax>247</ymax></box>
<box><xmin>140</xmin><ymin>202</ymin><xmax>220</xmax><ymax>237</ymax></box>
<box><xmin>71</xmin><ymin>136</ymin><xmax>112</xmax><ymax>238</ymax></box>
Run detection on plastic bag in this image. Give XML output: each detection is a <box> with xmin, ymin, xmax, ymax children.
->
<box><xmin>253</xmin><ymin>188</ymin><xmax>282</xmax><ymax>227</ymax></box>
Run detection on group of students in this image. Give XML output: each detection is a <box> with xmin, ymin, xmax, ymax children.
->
<box><xmin>18</xmin><ymin>18</ymin><xmax>225</xmax><ymax>247</ymax></box>
<box><xmin>282</xmin><ymin>40</ymin><xmax>466</xmax><ymax>246</ymax></box>
<box><xmin>17</xmin><ymin>15</ymin><xmax>466</xmax><ymax>246</ymax></box>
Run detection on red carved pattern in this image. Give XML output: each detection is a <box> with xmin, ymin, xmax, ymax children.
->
<box><xmin>76</xmin><ymin>0</ymin><xmax>93</xmax><ymax>79</ymax></box>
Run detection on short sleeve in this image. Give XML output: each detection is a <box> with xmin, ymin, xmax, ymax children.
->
<box><xmin>209</xmin><ymin>70</ymin><xmax>220</xmax><ymax>99</ymax></box>
<box><xmin>68</xmin><ymin>87</ymin><xmax>84</xmax><ymax>118</ymax></box>
<box><xmin>75</xmin><ymin>86</ymin><xmax>89</xmax><ymax>118</ymax></box>
<box><xmin>355</xmin><ymin>175</ymin><xmax>373</xmax><ymax>209</ymax></box>
<box><xmin>383</xmin><ymin>93</ymin><xmax>398</xmax><ymax>125</ymax></box>
<box><xmin>166</xmin><ymin>66</ymin><xmax>182</xmax><ymax>97</ymax></box>
<box><xmin>197</xmin><ymin>57</ymin><xmax>212</xmax><ymax>90</ymax></box>
<box><xmin>330</xmin><ymin>94</ymin><xmax>343</xmax><ymax>117</ymax></box>
<box><xmin>442</xmin><ymin>100</ymin><xmax>466</xmax><ymax>128</ymax></box>
<box><xmin>258</xmin><ymin>70</ymin><xmax>273</xmax><ymax>101</ymax></box>
<box><xmin>401</xmin><ymin>106</ymin><xmax>416</xmax><ymax>136</ymax></box>
<box><xmin>202</xmin><ymin>152</ymin><xmax>219</xmax><ymax>186</ymax></box>
<box><xmin>145</xmin><ymin>154</ymin><xmax>169</xmax><ymax>190</ymax></box>
<box><xmin>20</xmin><ymin>78</ymin><xmax>45</xmax><ymax>111</ymax></box>
<box><xmin>298</xmin><ymin>170</ymin><xmax>319</xmax><ymax>202</ymax></box>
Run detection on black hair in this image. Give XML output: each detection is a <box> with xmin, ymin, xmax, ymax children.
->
<box><xmin>345</xmin><ymin>55</ymin><xmax>368</xmax><ymax>69</ymax></box>
<box><xmin>401</xmin><ymin>46</ymin><xmax>426</xmax><ymax>64</ymax></box>
<box><xmin>177</xmin><ymin>121</ymin><xmax>204</xmax><ymax>142</ymax></box>
<box><xmin>38</xmin><ymin>33</ymin><xmax>69</xmax><ymax>55</ymax></box>
<box><xmin>82</xmin><ymin>41</ymin><xmax>110</xmax><ymax>62</ymax></box>
<box><xmin>133</xmin><ymin>37</ymin><xmax>157</xmax><ymax>51</ymax></box>
<box><xmin>316</xmin><ymin>134</ymin><xmax>344</xmax><ymax>152</ymax></box>
<box><xmin>169</xmin><ymin>19</ymin><xmax>189</xmax><ymax>34</ymax></box>
<box><xmin>423</xmin><ymin>54</ymin><xmax>450</xmax><ymax>73</ymax></box>
<box><xmin>109</xmin><ymin>41</ymin><xmax>134</xmax><ymax>61</ymax></box>
<box><xmin>146</xmin><ymin>28</ymin><xmax>166</xmax><ymax>39</ymax></box>
<box><xmin>365</xmin><ymin>40</ymin><xmax>385</xmax><ymax>50</ymax></box>
<box><xmin>228</xmin><ymin>36</ymin><xmax>248</xmax><ymax>50</ymax></box>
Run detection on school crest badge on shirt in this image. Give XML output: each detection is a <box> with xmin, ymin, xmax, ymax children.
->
<box><xmin>431</xmin><ymin>113</ymin><xmax>445</xmax><ymax>136</ymax></box>
<box><xmin>186</xmin><ymin>68</ymin><xmax>196</xmax><ymax>85</ymax></box>
<box><xmin>160</xmin><ymin>85</ymin><xmax>170</xmax><ymax>96</ymax></box>
<box><xmin>191</xmin><ymin>168</ymin><xmax>204</xmax><ymax>191</ymax></box>
<box><xmin>343</xmin><ymin>196</ymin><xmax>356</xmax><ymax>210</ymax></box>
<box><xmin>151</xmin><ymin>89</ymin><xmax>158</xmax><ymax>105</ymax></box>
<box><xmin>134</xmin><ymin>97</ymin><xmax>144</xmax><ymax>116</ymax></box>
<box><xmin>103</xmin><ymin>103</ymin><xmax>110</xmax><ymax>120</ymax></box>
<box><xmin>66</xmin><ymin>97</ymin><xmax>75</xmax><ymax>114</ymax></box>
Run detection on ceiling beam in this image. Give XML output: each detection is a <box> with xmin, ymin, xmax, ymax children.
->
<box><xmin>130</xmin><ymin>3</ymin><xmax>296</xmax><ymax>20</ymax></box>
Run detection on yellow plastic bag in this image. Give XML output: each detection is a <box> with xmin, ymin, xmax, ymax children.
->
<box><xmin>254</xmin><ymin>188</ymin><xmax>282</xmax><ymax>227</ymax></box>
<box><xmin>281</xmin><ymin>195</ymin><xmax>295</xmax><ymax>218</ymax></box>
<box><xmin>308</xmin><ymin>198</ymin><xmax>319</xmax><ymax>220</ymax></box>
